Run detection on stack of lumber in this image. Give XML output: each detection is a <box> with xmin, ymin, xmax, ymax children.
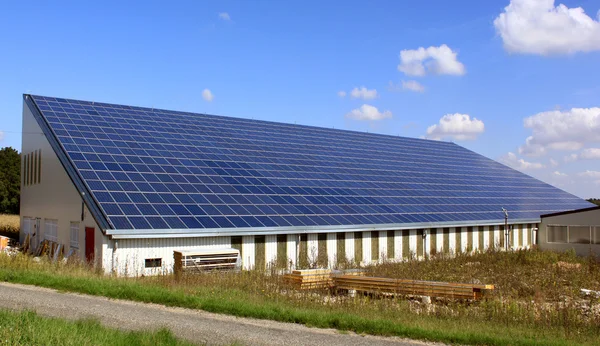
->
<box><xmin>282</xmin><ymin>269</ymin><xmax>333</xmax><ymax>289</ymax></box>
<box><xmin>283</xmin><ymin>269</ymin><xmax>366</xmax><ymax>289</ymax></box>
<box><xmin>333</xmin><ymin>275</ymin><xmax>494</xmax><ymax>300</ymax></box>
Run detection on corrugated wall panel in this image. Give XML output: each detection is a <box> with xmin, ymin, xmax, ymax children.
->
<box><xmin>113</xmin><ymin>236</ymin><xmax>232</xmax><ymax>276</ymax></box>
<box><xmin>307</xmin><ymin>233</ymin><xmax>318</xmax><ymax>266</ymax></box>
<box><xmin>436</xmin><ymin>228</ymin><xmax>444</xmax><ymax>254</ymax></box>
<box><xmin>265</xmin><ymin>235</ymin><xmax>277</xmax><ymax>267</ymax></box>
<box><xmin>448</xmin><ymin>227</ymin><xmax>456</xmax><ymax>253</ymax></box>
<box><xmin>379</xmin><ymin>230</ymin><xmax>387</xmax><ymax>261</ymax></box>
<box><xmin>362</xmin><ymin>231</ymin><xmax>371</xmax><ymax>264</ymax></box>
<box><xmin>409</xmin><ymin>230</ymin><xmax>417</xmax><ymax>258</ymax></box>
<box><xmin>345</xmin><ymin>231</ymin><xmax>355</xmax><ymax>262</ymax></box>
<box><xmin>287</xmin><ymin>234</ymin><xmax>297</xmax><ymax>268</ymax></box>
<box><xmin>326</xmin><ymin>232</ymin><xmax>336</xmax><ymax>268</ymax></box>
<box><xmin>242</xmin><ymin>235</ymin><xmax>255</xmax><ymax>270</ymax></box>
<box><xmin>394</xmin><ymin>230</ymin><xmax>402</xmax><ymax>260</ymax></box>
<box><xmin>472</xmin><ymin>226</ymin><xmax>479</xmax><ymax>252</ymax></box>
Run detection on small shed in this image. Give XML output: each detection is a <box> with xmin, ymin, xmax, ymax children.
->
<box><xmin>539</xmin><ymin>206</ymin><xmax>600</xmax><ymax>257</ymax></box>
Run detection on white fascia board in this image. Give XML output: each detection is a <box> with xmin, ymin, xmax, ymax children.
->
<box><xmin>107</xmin><ymin>218</ymin><xmax>541</xmax><ymax>239</ymax></box>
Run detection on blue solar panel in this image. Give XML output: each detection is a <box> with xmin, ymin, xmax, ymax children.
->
<box><xmin>29</xmin><ymin>94</ymin><xmax>594</xmax><ymax>231</ymax></box>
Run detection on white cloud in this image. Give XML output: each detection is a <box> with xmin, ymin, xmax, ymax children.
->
<box><xmin>398</xmin><ymin>44</ymin><xmax>465</xmax><ymax>77</ymax></box>
<box><xmin>500</xmin><ymin>152</ymin><xmax>545</xmax><ymax>170</ymax></box>
<box><xmin>202</xmin><ymin>89</ymin><xmax>214</xmax><ymax>102</ymax></box>
<box><xmin>426</xmin><ymin>113</ymin><xmax>484</xmax><ymax>140</ymax></box>
<box><xmin>345</xmin><ymin>104</ymin><xmax>392</xmax><ymax>121</ymax></box>
<box><xmin>493</xmin><ymin>0</ymin><xmax>600</xmax><ymax>55</ymax></box>
<box><xmin>549</xmin><ymin>158</ymin><xmax>559</xmax><ymax>167</ymax></box>
<box><xmin>579</xmin><ymin>170</ymin><xmax>600</xmax><ymax>179</ymax></box>
<box><xmin>350</xmin><ymin>87</ymin><xmax>378</xmax><ymax>100</ymax></box>
<box><xmin>518</xmin><ymin>107</ymin><xmax>600</xmax><ymax>157</ymax></box>
<box><xmin>563</xmin><ymin>148</ymin><xmax>600</xmax><ymax>162</ymax></box>
<box><xmin>337</xmin><ymin>91</ymin><xmax>346</xmax><ymax>98</ymax></box>
<box><xmin>218</xmin><ymin>12</ymin><xmax>231</xmax><ymax>21</ymax></box>
<box><xmin>553</xmin><ymin>171</ymin><xmax>567</xmax><ymax>177</ymax></box>
<box><xmin>401</xmin><ymin>80</ymin><xmax>425</xmax><ymax>93</ymax></box>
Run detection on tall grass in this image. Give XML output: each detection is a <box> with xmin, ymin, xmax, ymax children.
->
<box><xmin>0</xmin><ymin>309</ymin><xmax>193</xmax><ymax>346</ymax></box>
<box><xmin>0</xmin><ymin>214</ymin><xmax>19</xmax><ymax>239</ymax></box>
<box><xmin>0</xmin><ymin>249</ymin><xmax>599</xmax><ymax>345</ymax></box>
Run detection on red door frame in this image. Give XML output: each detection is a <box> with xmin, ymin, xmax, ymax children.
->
<box><xmin>85</xmin><ymin>227</ymin><xmax>95</xmax><ymax>263</ymax></box>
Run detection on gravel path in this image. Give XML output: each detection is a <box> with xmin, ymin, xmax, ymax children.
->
<box><xmin>0</xmin><ymin>282</ymin><xmax>443</xmax><ymax>346</ymax></box>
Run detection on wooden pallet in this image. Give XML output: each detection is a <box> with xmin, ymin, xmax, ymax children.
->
<box><xmin>333</xmin><ymin>275</ymin><xmax>494</xmax><ymax>300</ymax></box>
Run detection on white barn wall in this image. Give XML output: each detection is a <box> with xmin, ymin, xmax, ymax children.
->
<box><xmin>483</xmin><ymin>226</ymin><xmax>490</xmax><ymax>249</ymax></box>
<box><xmin>362</xmin><ymin>231</ymin><xmax>371</xmax><ymax>264</ymax></box>
<box><xmin>326</xmin><ymin>233</ymin><xmax>336</xmax><ymax>268</ymax></box>
<box><xmin>379</xmin><ymin>230</ymin><xmax>387</xmax><ymax>260</ymax></box>
<box><xmin>110</xmin><ymin>236</ymin><xmax>231</xmax><ymax>276</ymax></box>
<box><xmin>103</xmin><ymin>224</ymin><xmax>531</xmax><ymax>275</ymax></box>
<box><xmin>409</xmin><ymin>230</ymin><xmax>417</xmax><ymax>258</ymax></box>
<box><xmin>436</xmin><ymin>228</ymin><xmax>444</xmax><ymax>254</ymax></box>
<box><xmin>307</xmin><ymin>233</ymin><xmax>318</xmax><ymax>265</ymax></box>
<box><xmin>265</xmin><ymin>235</ymin><xmax>277</xmax><ymax>267</ymax></box>
<box><xmin>286</xmin><ymin>234</ymin><xmax>297</xmax><ymax>267</ymax></box>
<box><xmin>20</xmin><ymin>101</ymin><xmax>102</xmax><ymax>262</ymax></box>
<box><xmin>242</xmin><ymin>235</ymin><xmax>255</xmax><ymax>270</ymax></box>
<box><xmin>345</xmin><ymin>232</ymin><xmax>354</xmax><ymax>262</ymax></box>
<box><xmin>448</xmin><ymin>228</ymin><xmax>456</xmax><ymax>253</ymax></box>
<box><xmin>394</xmin><ymin>230</ymin><xmax>403</xmax><ymax>260</ymax></box>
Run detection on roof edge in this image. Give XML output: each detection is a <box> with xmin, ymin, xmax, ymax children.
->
<box><xmin>23</xmin><ymin>94</ymin><xmax>112</xmax><ymax>232</ymax></box>
<box><xmin>107</xmin><ymin>218</ymin><xmax>541</xmax><ymax>239</ymax></box>
<box><xmin>540</xmin><ymin>205</ymin><xmax>600</xmax><ymax>218</ymax></box>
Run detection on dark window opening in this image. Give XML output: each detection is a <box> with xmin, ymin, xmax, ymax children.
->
<box><xmin>145</xmin><ymin>258</ymin><xmax>162</xmax><ymax>268</ymax></box>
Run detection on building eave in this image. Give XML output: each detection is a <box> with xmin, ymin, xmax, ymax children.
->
<box><xmin>107</xmin><ymin>218</ymin><xmax>541</xmax><ymax>239</ymax></box>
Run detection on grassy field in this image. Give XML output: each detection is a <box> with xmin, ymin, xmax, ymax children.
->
<box><xmin>0</xmin><ymin>309</ymin><xmax>193</xmax><ymax>346</ymax></box>
<box><xmin>0</xmin><ymin>249</ymin><xmax>598</xmax><ymax>345</ymax></box>
<box><xmin>0</xmin><ymin>214</ymin><xmax>19</xmax><ymax>239</ymax></box>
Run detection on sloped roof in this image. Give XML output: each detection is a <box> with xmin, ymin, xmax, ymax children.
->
<box><xmin>24</xmin><ymin>94</ymin><xmax>593</xmax><ymax>237</ymax></box>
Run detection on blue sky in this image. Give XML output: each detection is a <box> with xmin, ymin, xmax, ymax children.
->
<box><xmin>1</xmin><ymin>0</ymin><xmax>599</xmax><ymax>198</ymax></box>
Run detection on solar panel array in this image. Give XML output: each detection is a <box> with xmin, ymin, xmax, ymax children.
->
<box><xmin>30</xmin><ymin>95</ymin><xmax>592</xmax><ymax>230</ymax></box>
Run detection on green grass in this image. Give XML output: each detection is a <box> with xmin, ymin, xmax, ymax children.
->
<box><xmin>0</xmin><ymin>309</ymin><xmax>193</xmax><ymax>346</ymax></box>
<box><xmin>0</xmin><ymin>250</ymin><xmax>598</xmax><ymax>346</ymax></box>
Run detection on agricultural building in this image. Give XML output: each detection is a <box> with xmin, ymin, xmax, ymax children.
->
<box><xmin>19</xmin><ymin>94</ymin><xmax>593</xmax><ymax>275</ymax></box>
<box><xmin>539</xmin><ymin>206</ymin><xmax>600</xmax><ymax>257</ymax></box>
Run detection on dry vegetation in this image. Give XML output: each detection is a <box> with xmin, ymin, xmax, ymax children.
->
<box><xmin>0</xmin><ymin>214</ymin><xmax>19</xmax><ymax>238</ymax></box>
<box><xmin>1</xmin><ymin>248</ymin><xmax>599</xmax><ymax>345</ymax></box>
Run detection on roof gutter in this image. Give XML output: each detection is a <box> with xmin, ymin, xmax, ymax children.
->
<box><xmin>107</xmin><ymin>218</ymin><xmax>541</xmax><ymax>239</ymax></box>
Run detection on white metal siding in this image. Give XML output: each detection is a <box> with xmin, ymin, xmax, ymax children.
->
<box><xmin>394</xmin><ymin>230</ymin><xmax>402</xmax><ymax>260</ymax></box>
<box><xmin>448</xmin><ymin>228</ymin><xmax>456</xmax><ymax>253</ymax></box>
<box><xmin>362</xmin><ymin>231</ymin><xmax>371</xmax><ymax>264</ymax></box>
<box><xmin>326</xmin><ymin>233</ymin><xmax>336</xmax><ymax>268</ymax></box>
<box><xmin>409</xmin><ymin>230</ymin><xmax>417</xmax><ymax>258</ymax></box>
<box><xmin>265</xmin><ymin>235</ymin><xmax>277</xmax><ymax>267</ymax></box>
<box><xmin>379</xmin><ymin>230</ymin><xmax>387</xmax><ymax>261</ymax></box>
<box><xmin>345</xmin><ymin>232</ymin><xmax>354</xmax><ymax>262</ymax></box>
<box><xmin>287</xmin><ymin>234</ymin><xmax>297</xmax><ymax>268</ymax></box>
<box><xmin>436</xmin><ymin>228</ymin><xmax>444</xmax><ymax>254</ymax></box>
<box><xmin>307</xmin><ymin>233</ymin><xmax>318</xmax><ymax>265</ymax></box>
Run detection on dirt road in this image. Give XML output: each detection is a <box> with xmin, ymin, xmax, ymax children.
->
<box><xmin>0</xmin><ymin>282</ymin><xmax>441</xmax><ymax>346</ymax></box>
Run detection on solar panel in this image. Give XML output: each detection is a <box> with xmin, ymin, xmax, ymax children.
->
<box><xmin>29</xmin><ymin>95</ymin><xmax>593</xmax><ymax>231</ymax></box>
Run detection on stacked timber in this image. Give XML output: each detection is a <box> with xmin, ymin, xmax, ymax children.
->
<box><xmin>333</xmin><ymin>275</ymin><xmax>494</xmax><ymax>300</ymax></box>
<box><xmin>282</xmin><ymin>269</ymin><xmax>333</xmax><ymax>289</ymax></box>
<box><xmin>283</xmin><ymin>269</ymin><xmax>366</xmax><ymax>289</ymax></box>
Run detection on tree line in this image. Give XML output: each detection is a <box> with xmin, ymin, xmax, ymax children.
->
<box><xmin>0</xmin><ymin>147</ymin><xmax>20</xmax><ymax>214</ymax></box>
